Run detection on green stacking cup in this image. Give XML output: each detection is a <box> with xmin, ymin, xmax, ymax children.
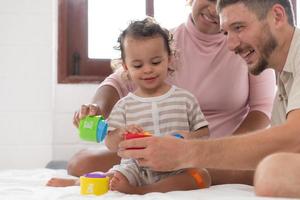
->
<box><xmin>78</xmin><ymin>116</ymin><xmax>108</xmax><ymax>142</ymax></box>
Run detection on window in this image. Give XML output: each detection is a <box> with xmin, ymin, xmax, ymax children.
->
<box><xmin>58</xmin><ymin>0</ymin><xmax>189</xmax><ymax>83</ymax></box>
<box><xmin>297</xmin><ymin>0</ymin><xmax>300</xmax><ymax>27</ymax></box>
<box><xmin>58</xmin><ymin>0</ymin><xmax>297</xmax><ymax>83</ymax></box>
<box><xmin>89</xmin><ymin>0</ymin><xmax>189</xmax><ymax>60</ymax></box>
<box><xmin>58</xmin><ymin>0</ymin><xmax>112</xmax><ymax>83</ymax></box>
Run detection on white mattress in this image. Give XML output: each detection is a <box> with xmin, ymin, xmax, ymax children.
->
<box><xmin>0</xmin><ymin>169</ymin><xmax>290</xmax><ymax>200</ymax></box>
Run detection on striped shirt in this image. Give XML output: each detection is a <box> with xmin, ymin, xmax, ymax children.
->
<box><xmin>107</xmin><ymin>85</ymin><xmax>208</xmax><ymax>136</ymax></box>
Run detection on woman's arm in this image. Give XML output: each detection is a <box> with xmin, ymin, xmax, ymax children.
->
<box><xmin>234</xmin><ymin>69</ymin><xmax>276</xmax><ymax>135</ymax></box>
<box><xmin>72</xmin><ymin>85</ymin><xmax>120</xmax><ymax>127</ymax></box>
<box><xmin>233</xmin><ymin>110</ymin><xmax>270</xmax><ymax>135</ymax></box>
<box><xmin>73</xmin><ymin>68</ymin><xmax>135</xmax><ymax>127</ymax></box>
<box><xmin>91</xmin><ymin>85</ymin><xmax>121</xmax><ymax>119</ymax></box>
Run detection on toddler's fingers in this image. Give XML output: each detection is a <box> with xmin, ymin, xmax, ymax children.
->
<box><xmin>126</xmin><ymin>125</ymin><xmax>143</xmax><ymax>133</ymax></box>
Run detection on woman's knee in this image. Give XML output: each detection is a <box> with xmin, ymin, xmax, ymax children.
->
<box><xmin>67</xmin><ymin>149</ymin><xmax>93</xmax><ymax>176</ymax></box>
<box><xmin>67</xmin><ymin>148</ymin><xmax>121</xmax><ymax>177</ymax></box>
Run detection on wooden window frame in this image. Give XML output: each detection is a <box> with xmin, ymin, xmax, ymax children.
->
<box><xmin>58</xmin><ymin>0</ymin><xmax>153</xmax><ymax>83</ymax></box>
<box><xmin>58</xmin><ymin>0</ymin><xmax>297</xmax><ymax>83</ymax></box>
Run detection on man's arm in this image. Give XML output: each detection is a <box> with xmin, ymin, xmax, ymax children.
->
<box><xmin>191</xmin><ymin>109</ymin><xmax>300</xmax><ymax>170</ymax></box>
<box><xmin>208</xmin><ymin>111</ymin><xmax>269</xmax><ymax>185</ymax></box>
<box><xmin>118</xmin><ymin>109</ymin><xmax>300</xmax><ymax>171</ymax></box>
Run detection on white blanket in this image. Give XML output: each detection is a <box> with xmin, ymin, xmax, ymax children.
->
<box><xmin>0</xmin><ymin>169</ymin><xmax>290</xmax><ymax>200</ymax></box>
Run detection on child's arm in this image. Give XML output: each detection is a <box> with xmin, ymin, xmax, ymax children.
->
<box><xmin>174</xmin><ymin>126</ymin><xmax>209</xmax><ymax>140</ymax></box>
<box><xmin>190</xmin><ymin>126</ymin><xmax>209</xmax><ymax>139</ymax></box>
<box><xmin>105</xmin><ymin>128</ymin><xmax>124</xmax><ymax>152</ymax></box>
<box><xmin>105</xmin><ymin>124</ymin><xmax>144</xmax><ymax>152</ymax></box>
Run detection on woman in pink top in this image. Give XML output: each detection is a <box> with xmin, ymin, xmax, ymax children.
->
<box><xmin>68</xmin><ymin>0</ymin><xmax>275</xmax><ymax>184</ymax></box>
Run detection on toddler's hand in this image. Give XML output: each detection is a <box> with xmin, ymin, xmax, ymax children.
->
<box><xmin>124</xmin><ymin>124</ymin><xmax>144</xmax><ymax>134</ymax></box>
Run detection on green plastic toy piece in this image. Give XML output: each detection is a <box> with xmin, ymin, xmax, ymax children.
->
<box><xmin>78</xmin><ymin>116</ymin><xmax>108</xmax><ymax>142</ymax></box>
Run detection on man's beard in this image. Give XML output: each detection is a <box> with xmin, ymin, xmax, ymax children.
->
<box><xmin>249</xmin><ymin>57</ymin><xmax>268</xmax><ymax>75</ymax></box>
<box><xmin>250</xmin><ymin>25</ymin><xmax>278</xmax><ymax>75</ymax></box>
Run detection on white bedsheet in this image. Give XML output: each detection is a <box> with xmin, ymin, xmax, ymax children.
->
<box><xmin>0</xmin><ymin>169</ymin><xmax>290</xmax><ymax>200</ymax></box>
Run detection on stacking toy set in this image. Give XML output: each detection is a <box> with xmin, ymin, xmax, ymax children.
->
<box><xmin>80</xmin><ymin>172</ymin><xmax>109</xmax><ymax>195</ymax></box>
<box><xmin>78</xmin><ymin>115</ymin><xmax>153</xmax><ymax>145</ymax></box>
<box><xmin>78</xmin><ymin>116</ymin><xmax>182</xmax><ymax>196</ymax></box>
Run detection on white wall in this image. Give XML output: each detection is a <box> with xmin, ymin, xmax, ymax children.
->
<box><xmin>298</xmin><ymin>1</ymin><xmax>300</xmax><ymax>27</ymax></box>
<box><xmin>0</xmin><ymin>0</ymin><xmax>106</xmax><ymax>169</ymax></box>
<box><xmin>0</xmin><ymin>0</ymin><xmax>54</xmax><ymax>169</ymax></box>
<box><xmin>53</xmin><ymin>84</ymin><xmax>106</xmax><ymax>162</ymax></box>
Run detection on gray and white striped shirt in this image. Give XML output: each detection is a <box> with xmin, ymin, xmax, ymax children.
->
<box><xmin>107</xmin><ymin>85</ymin><xmax>208</xmax><ymax>136</ymax></box>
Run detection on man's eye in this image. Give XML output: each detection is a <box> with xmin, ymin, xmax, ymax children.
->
<box><xmin>234</xmin><ymin>25</ymin><xmax>243</xmax><ymax>32</ymax></box>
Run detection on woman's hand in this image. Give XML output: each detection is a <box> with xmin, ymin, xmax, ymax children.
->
<box><xmin>73</xmin><ymin>104</ymin><xmax>101</xmax><ymax>127</ymax></box>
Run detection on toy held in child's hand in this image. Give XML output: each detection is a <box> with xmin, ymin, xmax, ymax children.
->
<box><xmin>123</xmin><ymin>132</ymin><xmax>184</xmax><ymax>149</ymax></box>
<box><xmin>172</xmin><ymin>132</ymin><xmax>184</xmax><ymax>139</ymax></box>
<box><xmin>78</xmin><ymin>116</ymin><xmax>108</xmax><ymax>142</ymax></box>
<box><xmin>124</xmin><ymin>131</ymin><xmax>152</xmax><ymax>140</ymax></box>
<box><xmin>124</xmin><ymin>131</ymin><xmax>152</xmax><ymax>150</ymax></box>
<box><xmin>80</xmin><ymin>172</ymin><xmax>109</xmax><ymax>195</ymax></box>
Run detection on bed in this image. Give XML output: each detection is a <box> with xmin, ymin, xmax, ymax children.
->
<box><xmin>0</xmin><ymin>168</ymin><xmax>290</xmax><ymax>200</ymax></box>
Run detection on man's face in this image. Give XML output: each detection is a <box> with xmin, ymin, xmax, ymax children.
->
<box><xmin>219</xmin><ymin>3</ymin><xmax>278</xmax><ymax>75</ymax></box>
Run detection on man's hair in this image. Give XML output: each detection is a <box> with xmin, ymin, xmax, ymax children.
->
<box><xmin>216</xmin><ymin>0</ymin><xmax>295</xmax><ymax>26</ymax></box>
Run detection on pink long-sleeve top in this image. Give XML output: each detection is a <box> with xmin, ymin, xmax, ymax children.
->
<box><xmin>99</xmin><ymin>15</ymin><xmax>276</xmax><ymax>138</ymax></box>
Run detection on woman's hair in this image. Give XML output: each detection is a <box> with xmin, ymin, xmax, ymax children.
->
<box><xmin>115</xmin><ymin>17</ymin><xmax>174</xmax><ymax>62</ymax></box>
<box><xmin>216</xmin><ymin>0</ymin><xmax>295</xmax><ymax>26</ymax></box>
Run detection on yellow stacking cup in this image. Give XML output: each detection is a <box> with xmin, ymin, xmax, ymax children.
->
<box><xmin>80</xmin><ymin>172</ymin><xmax>109</xmax><ymax>195</ymax></box>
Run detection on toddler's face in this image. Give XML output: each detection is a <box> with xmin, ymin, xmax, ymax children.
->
<box><xmin>123</xmin><ymin>35</ymin><xmax>170</xmax><ymax>96</ymax></box>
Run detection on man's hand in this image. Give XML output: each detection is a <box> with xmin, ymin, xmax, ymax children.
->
<box><xmin>73</xmin><ymin>104</ymin><xmax>101</xmax><ymax>127</ymax></box>
<box><xmin>118</xmin><ymin>136</ymin><xmax>193</xmax><ymax>171</ymax></box>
